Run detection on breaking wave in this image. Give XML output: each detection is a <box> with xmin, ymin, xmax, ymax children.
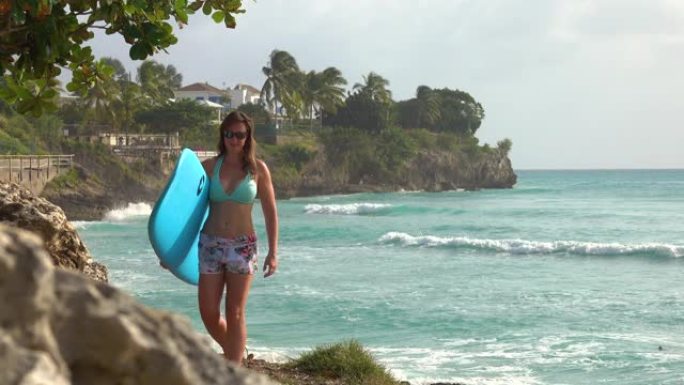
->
<box><xmin>305</xmin><ymin>203</ymin><xmax>392</xmax><ymax>215</ymax></box>
<box><xmin>104</xmin><ymin>202</ymin><xmax>152</xmax><ymax>221</ymax></box>
<box><xmin>378</xmin><ymin>232</ymin><xmax>684</xmax><ymax>258</ymax></box>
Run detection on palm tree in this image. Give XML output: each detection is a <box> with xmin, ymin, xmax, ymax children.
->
<box><xmin>300</xmin><ymin>67</ymin><xmax>347</xmax><ymax>127</ymax></box>
<box><xmin>315</xmin><ymin>67</ymin><xmax>347</xmax><ymax>116</ymax></box>
<box><xmin>415</xmin><ymin>85</ymin><xmax>440</xmax><ymax>128</ymax></box>
<box><xmin>353</xmin><ymin>72</ymin><xmax>392</xmax><ymax>105</ymax></box>
<box><xmin>98</xmin><ymin>57</ymin><xmax>145</xmax><ymax>135</ymax></box>
<box><xmin>80</xmin><ymin>59</ymin><xmax>121</xmax><ymax>128</ymax></box>
<box><xmin>100</xmin><ymin>57</ymin><xmax>128</xmax><ymax>82</ymax></box>
<box><xmin>113</xmin><ymin>78</ymin><xmax>144</xmax><ymax>140</ymax></box>
<box><xmin>260</xmin><ymin>50</ymin><xmax>300</xmax><ymax>119</ymax></box>
<box><xmin>280</xmin><ymin>83</ymin><xmax>305</xmax><ymax>123</ymax></box>
<box><xmin>136</xmin><ymin>60</ymin><xmax>182</xmax><ymax>106</ymax></box>
<box><xmin>353</xmin><ymin>72</ymin><xmax>392</xmax><ymax>126</ymax></box>
<box><xmin>299</xmin><ymin>70</ymin><xmax>318</xmax><ymax>124</ymax></box>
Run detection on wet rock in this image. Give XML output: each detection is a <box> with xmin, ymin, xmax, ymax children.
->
<box><xmin>0</xmin><ymin>182</ymin><xmax>107</xmax><ymax>282</ymax></box>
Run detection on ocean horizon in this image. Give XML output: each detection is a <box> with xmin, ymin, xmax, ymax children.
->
<box><xmin>515</xmin><ymin>168</ymin><xmax>684</xmax><ymax>171</ymax></box>
<box><xmin>75</xmin><ymin>169</ymin><xmax>684</xmax><ymax>385</ymax></box>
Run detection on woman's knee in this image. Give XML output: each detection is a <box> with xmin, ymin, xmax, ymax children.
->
<box><xmin>225</xmin><ymin>305</ymin><xmax>246</xmax><ymax>324</ymax></box>
<box><xmin>199</xmin><ymin>305</ymin><xmax>222</xmax><ymax>323</ymax></box>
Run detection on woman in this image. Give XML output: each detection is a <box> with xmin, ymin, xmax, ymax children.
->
<box><xmin>199</xmin><ymin>110</ymin><xmax>278</xmax><ymax>365</ymax></box>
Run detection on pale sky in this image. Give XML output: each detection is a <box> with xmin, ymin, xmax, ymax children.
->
<box><xmin>87</xmin><ymin>0</ymin><xmax>684</xmax><ymax>170</ymax></box>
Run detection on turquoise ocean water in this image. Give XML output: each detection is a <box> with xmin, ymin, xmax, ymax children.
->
<box><xmin>75</xmin><ymin>170</ymin><xmax>684</xmax><ymax>385</ymax></box>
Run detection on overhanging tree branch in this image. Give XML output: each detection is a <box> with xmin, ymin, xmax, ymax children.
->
<box><xmin>0</xmin><ymin>0</ymin><xmax>246</xmax><ymax>116</ymax></box>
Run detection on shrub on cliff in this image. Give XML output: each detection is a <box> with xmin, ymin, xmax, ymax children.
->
<box><xmin>44</xmin><ymin>140</ymin><xmax>161</xmax><ymax>194</ymax></box>
<box><xmin>289</xmin><ymin>340</ymin><xmax>398</xmax><ymax>385</ymax></box>
<box><xmin>318</xmin><ymin>127</ymin><xmax>416</xmax><ymax>184</ymax></box>
<box><xmin>497</xmin><ymin>138</ymin><xmax>513</xmax><ymax>156</ymax></box>
<box><xmin>256</xmin><ymin>142</ymin><xmax>317</xmax><ymax>195</ymax></box>
<box><xmin>48</xmin><ymin>168</ymin><xmax>82</xmax><ymax>190</ymax></box>
<box><xmin>269</xmin><ymin>143</ymin><xmax>317</xmax><ymax>172</ymax></box>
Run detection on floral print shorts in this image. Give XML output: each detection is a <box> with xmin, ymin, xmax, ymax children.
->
<box><xmin>198</xmin><ymin>233</ymin><xmax>258</xmax><ymax>275</ymax></box>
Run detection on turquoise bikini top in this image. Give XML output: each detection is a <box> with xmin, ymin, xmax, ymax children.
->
<box><xmin>209</xmin><ymin>156</ymin><xmax>257</xmax><ymax>204</ymax></box>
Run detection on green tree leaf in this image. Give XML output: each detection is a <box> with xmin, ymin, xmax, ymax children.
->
<box><xmin>212</xmin><ymin>11</ymin><xmax>225</xmax><ymax>23</ymax></box>
<box><xmin>224</xmin><ymin>14</ymin><xmax>236</xmax><ymax>28</ymax></box>
<box><xmin>188</xmin><ymin>1</ymin><xmax>204</xmax><ymax>12</ymax></box>
<box><xmin>202</xmin><ymin>0</ymin><xmax>212</xmax><ymax>15</ymax></box>
<box><xmin>130</xmin><ymin>43</ymin><xmax>148</xmax><ymax>60</ymax></box>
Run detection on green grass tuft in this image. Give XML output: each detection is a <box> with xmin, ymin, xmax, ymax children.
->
<box><xmin>288</xmin><ymin>340</ymin><xmax>398</xmax><ymax>385</ymax></box>
<box><xmin>47</xmin><ymin>168</ymin><xmax>81</xmax><ymax>189</ymax></box>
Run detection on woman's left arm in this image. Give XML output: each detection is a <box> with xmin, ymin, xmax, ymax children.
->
<box><xmin>257</xmin><ymin>160</ymin><xmax>279</xmax><ymax>277</ymax></box>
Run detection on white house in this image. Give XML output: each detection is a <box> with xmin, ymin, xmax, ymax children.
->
<box><xmin>173</xmin><ymin>82</ymin><xmax>261</xmax><ymax>110</ymax></box>
<box><xmin>226</xmin><ymin>83</ymin><xmax>261</xmax><ymax>108</ymax></box>
<box><xmin>173</xmin><ymin>82</ymin><xmax>227</xmax><ymax>104</ymax></box>
<box><xmin>173</xmin><ymin>82</ymin><xmax>229</xmax><ymax>122</ymax></box>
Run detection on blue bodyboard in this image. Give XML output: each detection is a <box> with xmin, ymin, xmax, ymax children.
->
<box><xmin>148</xmin><ymin>148</ymin><xmax>209</xmax><ymax>285</ymax></box>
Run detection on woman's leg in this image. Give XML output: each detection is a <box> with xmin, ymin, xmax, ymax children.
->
<box><xmin>223</xmin><ymin>271</ymin><xmax>253</xmax><ymax>364</ymax></box>
<box><xmin>198</xmin><ymin>273</ymin><xmax>229</xmax><ymax>351</ymax></box>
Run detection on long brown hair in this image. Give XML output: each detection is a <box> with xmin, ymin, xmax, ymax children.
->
<box><xmin>217</xmin><ymin>111</ymin><xmax>257</xmax><ymax>175</ymax></box>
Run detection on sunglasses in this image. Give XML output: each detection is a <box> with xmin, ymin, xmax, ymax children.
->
<box><xmin>223</xmin><ymin>130</ymin><xmax>248</xmax><ymax>140</ymax></box>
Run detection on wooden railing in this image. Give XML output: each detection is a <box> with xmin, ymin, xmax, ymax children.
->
<box><xmin>0</xmin><ymin>154</ymin><xmax>75</xmax><ymax>194</ymax></box>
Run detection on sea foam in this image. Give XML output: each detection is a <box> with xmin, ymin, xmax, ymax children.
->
<box><xmin>379</xmin><ymin>232</ymin><xmax>684</xmax><ymax>258</ymax></box>
<box><xmin>410</xmin><ymin>375</ymin><xmax>541</xmax><ymax>385</ymax></box>
<box><xmin>304</xmin><ymin>203</ymin><xmax>392</xmax><ymax>215</ymax></box>
<box><xmin>104</xmin><ymin>202</ymin><xmax>153</xmax><ymax>221</ymax></box>
<box><xmin>70</xmin><ymin>221</ymin><xmax>90</xmax><ymax>230</ymax></box>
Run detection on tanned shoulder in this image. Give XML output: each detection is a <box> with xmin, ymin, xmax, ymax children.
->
<box><xmin>254</xmin><ymin>159</ymin><xmax>271</xmax><ymax>181</ymax></box>
<box><xmin>256</xmin><ymin>159</ymin><xmax>270</xmax><ymax>173</ymax></box>
<box><xmin>202</xmin><ymin>156</ymin><xmax>217</xmax><ymax>176</ymax></box>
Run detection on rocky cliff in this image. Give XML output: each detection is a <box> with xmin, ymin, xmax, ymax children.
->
<box><xmin>0</xmin><ymin>182</ymin><xmax>107</xmax><ymax>282</ymax></box>
<box><xmin>403</xmin><ymin>150</ymin><xmax>517</xmax><ymax>190</ymax></box>
<box><xmin>40</xmin><ymin>146</ymin><xmax>165</xmax><ymax>221</ymax></box>
<box><xmin>0</xmin><ymin>223</ymin><xmax>274</xmax><ymax>385</ymax></box>
<box><xmin>280</xmin><ymin>147</ymin><xmax>517</xmax><ymax>198</ymax></box>
<box><xmin>38</xmin><ymin>142</ymin><xmax>516</xmax><ymax>219</ymax></box>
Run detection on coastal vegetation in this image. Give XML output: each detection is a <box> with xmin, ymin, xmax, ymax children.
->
<box><xmin>1</xmin><ymin>0</ymin><xmax>510</xmax><ymax>167</ymax></box>
<box><xmin>1</xmin><ymin>48</ymin><xmax>514</xmax><ymax>208</ymax></box>
<box><xmin>287</xmin><ymin>340</ymin><xmax>398</xmax><ymax>385</ymax></box>
<box><xmin>245</xmin><ymin>340</ymin><xmax>401</xmax><ymax>385</ymax></box>
<box><xmin>0</xmin><ymin>1</ymin><xmax>514</xmax><ymax>204</ymax></box>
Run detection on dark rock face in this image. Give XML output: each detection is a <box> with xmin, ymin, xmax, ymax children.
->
<box><xmin>404</xmin><ymin>150</ymin><xmax>517</xmax><ymax>191</ymax></box>
<box><xmin>0</xmin><ymin>224</ymin><xmax>275</xmax><ymax>385</ymax></box>
<box><xmin>40</xmin><ymin>151</ymin><xmax>166</xmax><ymax>221</ymax></box>
<box><xmin>279</xmin><ymin>149</ymin><xmax>517</xmax><ymax>198</ymax></box>
<box><xmin>0</xmin><ymin>182</ymin><xmax>108</xmax><ymax>282</ymax></box>
<box><xmin>41</xmin><ymin>187</ymin><xmax>117</xmax><ymax>222</ymax></box>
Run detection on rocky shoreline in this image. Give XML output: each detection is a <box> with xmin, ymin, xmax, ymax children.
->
<box><xmin>39</xmin><ymin>149</ymin><xmax>516</xmax><ymax>221</ymax></box>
